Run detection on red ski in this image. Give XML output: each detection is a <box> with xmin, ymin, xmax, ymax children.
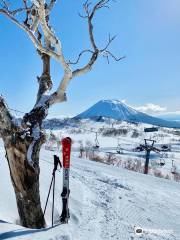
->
<box><xmin>62</xmin><ymin>137</ymin><xmax>71</xmax><ymax>168</ymax></box>
<box><xmin>60</xmin><ymin>137</ymin><xmax>72</xmax><ymax>223</ymax></box>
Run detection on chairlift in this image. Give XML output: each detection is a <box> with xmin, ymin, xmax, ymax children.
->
<box><xmin>171</xmin><ymin>166</ymin><xmax>177</xmax><ymax>175</ymax></box>
<box><xmin>161</xmin><ymin>144</ymin><xmax>170</xmax><ymax>152</ymax></box>
<box><xmin>159</xmin><ymin>160</ymin><xmax>165</xmax><ymax>167</ymax></box>
<box><xmin>116</xmin><ymin>138</ymin><xmax>121</xmax><ymax>154</ymax></box>
<box><xmin>159</xmin><ymin>158</ymin><xmax>165</xmax><ymax>167</ymax></box>
<box><xmin>157</xmin><ymin>151</ymin><xmax>167</xmax><ymax>166</ymax></box>
<box><xmin>171</xmin><ymin>160</ymin><xmax>177</xmax><ymax>174</ymax></box>
<box><xmin>93</xmin><ymin>132</ymin><xmax>100</xmax><ymax>149</ymax></box>
<box><xmin>134</xmin><ymin>145</ymin><xmax>144</xmax><ymax>152</ymax></box>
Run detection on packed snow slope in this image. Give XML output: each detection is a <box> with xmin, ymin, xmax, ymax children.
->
<box><xmin>75</xmin><ymin>100</ymin><xmax>180</xmax><ymax>128</ymax></box>
<box><xmin>0</xmin><ymin>139</ymin><xmax>180</xmax><ymax>240</ymax></box>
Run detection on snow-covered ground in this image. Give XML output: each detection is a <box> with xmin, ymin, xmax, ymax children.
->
<box><xmin>1</xmin><ymin>135</ymin><xmax>180</xmax><ymax>240</ymax></box>
<box><xmin>45</xmin><ymin>120</ymin><xmax>180</xmax><ymax>178</ymax></box>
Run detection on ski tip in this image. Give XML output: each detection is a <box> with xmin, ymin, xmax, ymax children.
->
<box><xmin>61</xmin><ymin>137</ymin><xmax>72</xmax><ymax>145</ymax></box>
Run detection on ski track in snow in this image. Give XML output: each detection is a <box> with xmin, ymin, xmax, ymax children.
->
<box><xmin>0</xmin><ymin>141</ymin><xmax>180</xmax><ymax>240</ymax></box>
<box><xmin>70</xmin><ymin>159</ymin><xmax>180</xmax><ymax>240</ymax></box>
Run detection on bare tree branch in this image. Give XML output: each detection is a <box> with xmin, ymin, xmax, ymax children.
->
<box><xmin>72</xmin><ymin>51</ymin><xmax>98</xmax><ymax>77</ymax></box>
<box><xmin>0</xmin><ymin>8</ymin><xmax>59</xmax><ymax>60</ymax></box>
<box><xmin>0</xmin><ymin>96</ymin><xmax>18</xmax><ymax>137</ymax></box>
<box><xmin>104</xmin><ymin>50</ymin><xmax>126</xmax><ymax>62</ymax></box>
<box><xmin>48</xmin><ymin>0</ymin><xmax>57</xmax><ymax>12</ymax></box>
<box><xmin>68</xmin><ymin>49</ymin><xmax>94</xmax><ymax>65</ymax></box>
<box><xmin>32</xmin><ymin>0</ymin><xmax>73</xmax><ymax>105</ymax></box>
<box><xmin>0</xmin><ymin>0</ymin><xmax>123</xmax><ymax>111</ymax></box>
<box><xmin>36</xmin><ymin>53</ymin><xmax>52</xmax><ymax>104</ymax></box>
<box><xmin>0</xmin><ymin>0</ymin><xmax>9</xmax><ymax>10</ymax></box>
<box><xmin>100</xmin><ymin>34</ymin><xmax>116</xmax><ymax>52</ymax></box>
<box><xmin>72</xmin><ymin>0</ymin><xmax>124</xmax><ymax>76</ymax></box>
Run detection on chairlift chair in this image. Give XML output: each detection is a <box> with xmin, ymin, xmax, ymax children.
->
<box><xmin>159</xmin><ymin>159</ymin><xmax>165</xmax><ymax>167</ymax></box>
<box><xmin>116</xmin><ymin>138</ymin><xmax>121</xmax><ymax>154</ymax></box>
<box><xmin>171</xmin><ymin>160</ymin><xmax>177</xmax><ymax>174</ymax></box>
<box><xmin>158</xmin><ymin>151</ymin><xmax>167</xmax><ymax>166</ymax></box>
<box><xmin>116</xmin><ymin>143</ymin><xmax>123</xmax><ymax>154</ymax></box>
<box><xmin>171</xmin><ymin>166</ymin><xmax>177</xmax><ymax>175</ymax></box>
<box><xmin>93</xmin><ymin>132</ymin><xmax>100</xmax><ymax>149</ymax></box>
<box><xmin>116</xmin><ymin>146</ymin><xmax>121</xmax><ymax>154</ymax></box>
<box><xmin>161</xmin><ymin>144</ymin><xmax>170</xmax><ymax>152</ymax></box>
<box><xmin>135</xmin><ymin>145</ymin><xmax>144</xmax><ymax>152</ymax></box>
<box><xmin>94</xmin><ymin>140</ymin><xmax>100</xmax><ymax>149</ymax></box>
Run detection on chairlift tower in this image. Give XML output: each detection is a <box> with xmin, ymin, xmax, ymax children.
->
<box><xmin>143</xmin><ymin>139</ymin><xmax>157</xmax><ymax>174</ymax></box>
<box><xmin>139</xmin><ymin>127</ymin><xmax>161</xmax><ymax>174</ymax></box>
<box><xmin>137</xmin><ymin>139</ymin><xmax>161</xmax><ymax>174</ymax></box>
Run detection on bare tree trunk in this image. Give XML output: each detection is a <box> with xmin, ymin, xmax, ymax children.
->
<box><xmin>0</xmin><ymin>0</ymin><xmax>121</xmax><ymax>229</ymax></box>
<box><xmin>0</xmin><ymin>46</ymin><xmax>51</xmax><ymax>228</ymax></box>
<box><xmin>3</xmin><ymin>136</ymin><xmax>45</xmax><ymax>228</ymax></box>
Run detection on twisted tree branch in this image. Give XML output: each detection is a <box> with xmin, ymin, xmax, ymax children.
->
<box><xmin>0</xmin><ymin>97</ymin><xmax>18</xmax><ymax>137</ymax></box>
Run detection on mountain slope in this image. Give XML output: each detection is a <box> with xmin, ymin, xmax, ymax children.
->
<box><xmin>158</xmin><ymin>112</ymin><xmax>180</xmax><ymax>122</ymax></box>
<box><xmin>0</xmin><ymin>140</ymin><xmax>180</xmax><ymax>240</ymax></box>
<box><xmin>75</xmin><ymin>100</ymin><xmax>180</xmax><ymax>128</ymax></box>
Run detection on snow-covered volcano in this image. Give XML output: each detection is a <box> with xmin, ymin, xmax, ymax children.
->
<box><xmin>75</xmin><ymin>100</ymin><xmax>180</xmax><ymax>128</ymax></box>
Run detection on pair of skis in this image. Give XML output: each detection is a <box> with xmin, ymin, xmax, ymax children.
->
<box><xmin>43</xmin><ymin>137</ymin><xmax>72</xmax><ymax>226</ymax></box>
<box><xmin>60</xmin><ymin>137</ymin><xmax>72</xmax><ymax>224</ymax></box>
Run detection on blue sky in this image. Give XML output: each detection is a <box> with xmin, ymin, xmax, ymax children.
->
<box><xmin>0</xmin><ymin>0</ymin><xmax>180</xmax><ymax>117</ymax></box>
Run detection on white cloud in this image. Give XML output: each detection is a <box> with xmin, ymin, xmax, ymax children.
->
<box><xmin>135</xmin><ymin>103</ymin><xmax>167</xmax><ymax>114</ymax></box>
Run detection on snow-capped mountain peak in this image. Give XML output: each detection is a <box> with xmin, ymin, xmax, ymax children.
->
<box><xmin>75</xmin><ymin>100</ymin><xmax>180</xmax><ymax>128</ymax></box>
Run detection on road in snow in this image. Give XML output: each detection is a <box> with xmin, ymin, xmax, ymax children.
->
<box><xmin>0</xmin><ymin>140</ymin><xmax>180</xmax><ymax>240</ymax></box>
